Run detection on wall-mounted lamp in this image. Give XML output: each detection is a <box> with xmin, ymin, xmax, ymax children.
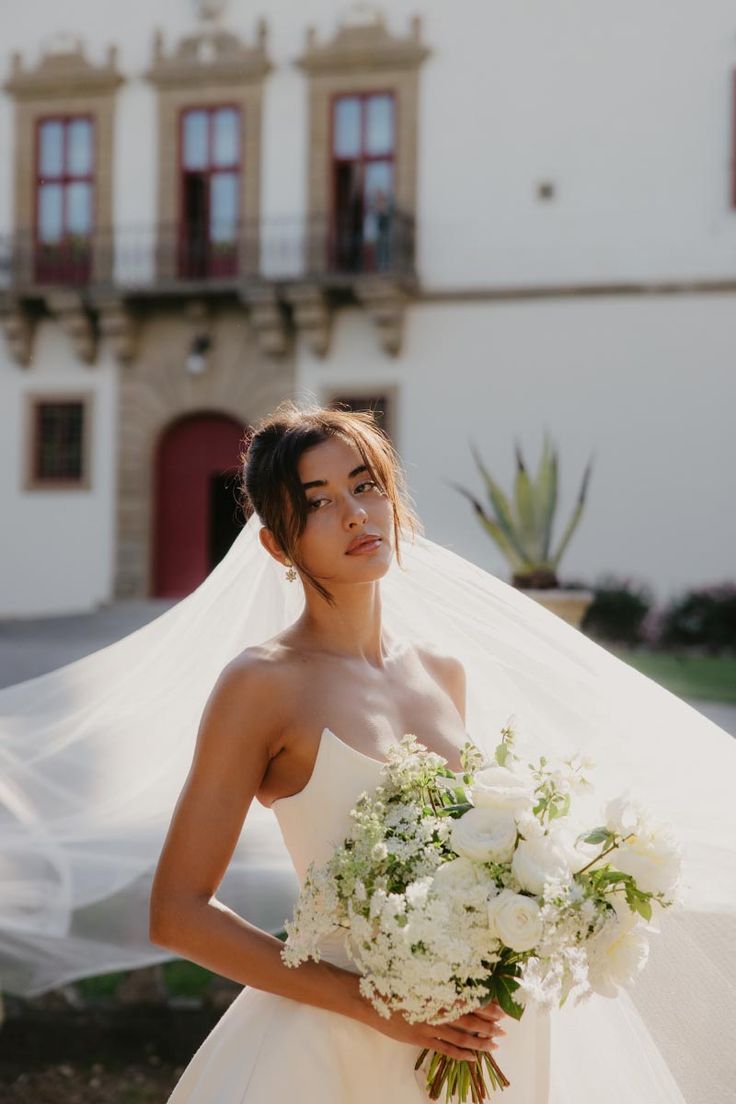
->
<box><xmin>185</xmin><ymin>333</ymin><xmax>212</xmax><ymax>376</ymax></box>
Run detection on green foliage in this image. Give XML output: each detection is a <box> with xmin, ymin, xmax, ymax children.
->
<box><xmin>658</xmin><ymin>583</ymin><xmax>736</xmax><ymax>654</ymax></box>
<box><xmin>581</xmin><ymin>575</ymin><xmax>654</xmax><ymax>645</ymax></box>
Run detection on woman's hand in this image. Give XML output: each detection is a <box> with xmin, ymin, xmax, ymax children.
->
<box><xmin>362</xmin><ymin>996</ymin><xmax>508</xmax><ymax>1061</ymax></box>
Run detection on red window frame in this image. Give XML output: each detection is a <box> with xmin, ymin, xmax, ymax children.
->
<box><xmin>34</xmin><ymin>115</ymin><xmax>95</xmax><ymax>284</ymax></box>
<box><xmin>177</xmin><ymin>104</ymin><xmax>242</xmax><ymax>279</ymax></box>
<box><xmin>328</xmin><ymin>90</ymin><xmax>397</xmax><ymax>273</ymax></box>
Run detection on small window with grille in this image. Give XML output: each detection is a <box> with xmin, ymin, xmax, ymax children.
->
<box><xmin>25</xmin><ymin>396</ymin><xmax>91</xmax><ymax>489</ymax></box>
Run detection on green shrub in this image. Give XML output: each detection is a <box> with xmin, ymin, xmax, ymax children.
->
<box><xmin>658</xmin><ymin>583</ymin><xmax>736</xmax><ymax>654</ymax></box>
<box><xmin>580</xmin><ymin>575</ymin><xmax>654</xmax><ymax>646</ymax></box>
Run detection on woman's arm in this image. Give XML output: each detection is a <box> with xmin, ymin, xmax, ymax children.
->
<box><xmin>148</xmin><ymin>656</ymin><xmax>368</xmax><ymax>1022</ymax></box>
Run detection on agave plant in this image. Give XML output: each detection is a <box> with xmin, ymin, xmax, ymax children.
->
<box><xmin>450</xmin><ymin>433</ymin><xmax>594</xmax><ymax>589</ymax></box>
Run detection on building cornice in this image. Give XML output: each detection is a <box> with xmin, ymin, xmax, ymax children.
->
<box><xmin>295</xmin><ymin>13</ymin><xmax>430</xmax><ymax>75</ymax></box>
<box><xmin>145</xmin><ymin>21</ymin><xmax>271</xmax><ymax>89</ymax></box>
<box><xmin>4</xmin><ymin>42</ymin><xmax>123</xmax><ymax>100</ymax></box>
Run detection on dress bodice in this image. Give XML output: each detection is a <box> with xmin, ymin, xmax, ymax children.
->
<box><xmin>271</xmin><ymin>727</ymin><xmax>386</xmax><ymax>972</ymax></box>
<box><xmin>271</xmin><ymin>726</ymin><xmax>385</xmax><ymax>887</ymax></box>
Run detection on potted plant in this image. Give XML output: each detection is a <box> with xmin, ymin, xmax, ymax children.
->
<box><xmin>449</xmin><ymin>433</ymin><xmax>595</xmax><ymax>628</ymax></box>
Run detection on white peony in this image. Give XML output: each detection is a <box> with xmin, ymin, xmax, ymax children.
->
<box><xmin>450</xmin><ymin>806</ymin><xmax>518</xmax><ymax>863</ymax></box>
<box><xmin>487</xmin><ymin>888</ymin><xmax>543</xmax><ymax>952</ymax></box>
<box><xmin>469</xmin><ymin>765</ymin><xmax>535</xmax><ymax>814</ymax></box>
<box><xmin>610</xmin><ymin>822</ymin><xmax>682</xmax><ymax>898</ymax></box>
<box><xmin>587</xmin><ymin>905</ymin><xmax>650</xmax><ymax>997</ymax></box>
<box><xmin>511</xmin><ymin>830</ymin><xmax>576</xmax><ymax>895</ymax></box>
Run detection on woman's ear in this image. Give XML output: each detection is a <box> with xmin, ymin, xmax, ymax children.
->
<box><xmin>258</xmin><ymin>526</ymin><xmax>288</xmax><ymax>568</ymax></box>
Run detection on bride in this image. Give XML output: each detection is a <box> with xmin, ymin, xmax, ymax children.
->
<box><xmin>0</xmin><ymin>400</ymin><xmax>733</xmax><ymax>1102</ymax></box>
<box><xmin>151</xmin><ymin>403</ymin><xmax>520</xmax><ymax>1101</ymax></box>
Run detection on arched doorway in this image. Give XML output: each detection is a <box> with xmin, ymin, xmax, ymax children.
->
<box><xmin>153</xmin><ymin>412</ymin><xmax>248</xmax><ymax>597</ymax></box>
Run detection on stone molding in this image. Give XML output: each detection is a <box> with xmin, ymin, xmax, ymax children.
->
<box><xmin>46</xmin><ymin>291</ymin><xmax>95</xmax><ymax>365</ymax></box>
<box><xmin>145</xmin><ymin>20</ymin><xmax>271</xmax><ymax>89</ymax></box>
<box><xmin>283</xmin><ymin>283</ymin><xmax>332</xmax><ymax>357</ymax></box>
<box><xmin>239</xmin><ymin>285</ymin><xmax>289</xmax><ymax>356</ymax></box>
<box><xmin>295</xmin><ymin>13</ymin><xmax>429</xmax><ymax>75</ymax></box>
<box><xmin>95</xmin><ymin>297</ymin><xmax>137</xmax><ymax>365</ymax></box>
<box><xmin>4</xmin><ymin>40</ymin><xmax>123</xmax><ymax>99</ymax></box>
<box><xmin>354</xmin><ymin>277</ymin><xmax>408</xmax><ymax>356</ymax></box>
<box><xmin>0</xmin><ymin>300</ymin><xmax>35</xmax><ymax>367</ymax></box>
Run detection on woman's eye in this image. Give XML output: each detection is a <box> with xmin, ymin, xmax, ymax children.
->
<box><xmin>356</xmin><ymin>480</ymin><xmax>379</xmax><ymax>493</ymax></box>
<box><xmin>307</xmin><ymin>497</ymin><xmax>328</xmax><ymax>510</ymax></box>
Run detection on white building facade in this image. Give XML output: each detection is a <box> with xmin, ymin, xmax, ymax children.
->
<box><xmin>0</xmin><ymin>0</ymin><xmax>734</xmax><ymax>616</ymax></box>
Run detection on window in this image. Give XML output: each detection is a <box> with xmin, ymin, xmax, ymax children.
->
<box><xmin>35</xmin><ymin>117</ymin><xmax>94</xmax><ymax>283</ymax></box>
<box><xmin>179</xmin><ymin>106</ymin><xmax>241</xmax><ymax>278</ymax></box>
<box><xmin>330</xmin><ymin>93</ymin><xmax>396</xmax><ymax>273</ymax></box>
<box><xmin>26</xmin><ymin>398</ymin><xmax>91</xmax><ymax>489</ymax></box>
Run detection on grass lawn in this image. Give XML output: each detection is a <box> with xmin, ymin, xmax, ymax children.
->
<box><xmin>605</xmin><ymin>646</ymin><xmax>736</xmax><ymax>705</ymax></box>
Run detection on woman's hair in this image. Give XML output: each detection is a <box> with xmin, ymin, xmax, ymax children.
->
<box><xmin>239</xmin><ymin>400</ymin><xmax>422</xmax><ymax>604</ymax></box>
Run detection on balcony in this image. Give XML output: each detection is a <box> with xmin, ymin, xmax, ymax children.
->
<box><xmin>0</xmin><ymin>211</ymin><xmax>416</xmax><ymax>297</ymax></box>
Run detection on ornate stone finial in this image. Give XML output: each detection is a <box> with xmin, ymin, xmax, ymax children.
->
<box><xmin>410</xmin><ymin>15</ymin><xmax>422</xmax><ymax>42</ymax></box>
<box><xmin>256</xmin><ymin>17</ymin><xmax>267</xmax><ymax>48</ymax></box>
<box><xmin>107</xmin><ymin>44</ymin><xmax>118</xmax><ymax>68</ymax></box>
<box><xmin>10</xmin><ymin>51</ymin><xmax>22</xmax><ymax>77</ymax></box>
<box><xmin>306</xmin><ymin>25</ymin><xmax>317</xmax><ymax>49</ymax></box>
<box><xmin>195</xmin><ymin>0</ymin><xmax>228</xmax><ymax>27</ymax></box>
<box><xmin>153</xmin><ymin>27</ymin><xmax>164</xmax><ymax>61</ymax></box>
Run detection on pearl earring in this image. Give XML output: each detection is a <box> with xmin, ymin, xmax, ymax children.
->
<box><xmin>285</xmin><ymin>563</ymin><xmax>297</xmax><ymax>582</ymax></box>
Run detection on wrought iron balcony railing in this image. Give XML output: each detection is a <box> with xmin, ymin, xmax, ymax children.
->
<box><xmin>0</xmin><ymin>211</ymin><xmax>416</xmax><ymax>294</ymax></box>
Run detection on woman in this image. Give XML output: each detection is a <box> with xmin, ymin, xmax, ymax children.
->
<box><xmin>0</xmin><ymin>402</ymin><xmax>732</xmax><ymax>1102</ymax></box>
<box><xmin>150</xmin><ymin>403</ymin><xmax>530</xmax><ymax>1101</ymax></box>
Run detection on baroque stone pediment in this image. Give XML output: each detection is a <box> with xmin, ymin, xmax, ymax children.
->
<box><xmin>146</xmin><ymin>21</ymin><xmax>271</xmax><ymax>89</ymax></box>
<box><xmin>296</xmin><ymin>11</ymin><xmax>429</xmax><ymax>75</ymax></box>
<box><xmin>4</xmin><ymin>39</ymin><xmax>123</xmax><ymax>99</ymax></box>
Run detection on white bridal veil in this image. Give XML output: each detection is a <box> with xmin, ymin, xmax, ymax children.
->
<box><xmin>0</xmin><ymin>509</ymin><xmax>734</xmax><ymax>1103</ymax></box>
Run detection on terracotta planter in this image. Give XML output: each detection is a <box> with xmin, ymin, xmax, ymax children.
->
<box><xmin>519</xmin><ymin>588</ymin><xmax>594</xmax><ymax>629</ymax></box>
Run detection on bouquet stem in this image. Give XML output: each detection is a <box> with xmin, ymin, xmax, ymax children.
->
<box><xmin>415</xmin><ymin>1047</ymin><xmax>511</xmax><ymax>1101</ymax></box>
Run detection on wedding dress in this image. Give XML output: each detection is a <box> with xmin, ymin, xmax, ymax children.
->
<box><xmin>0</xmin><ymin>510</ymin><xmax>734</xmax><ymax>1102</ymax></box>
<box><xmin>167</xmin><ymin>726</ymin><xmax>551</xmax><ymax>1103</ymax></box>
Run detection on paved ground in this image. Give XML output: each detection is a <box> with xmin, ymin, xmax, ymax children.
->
<box><xmin>1</xmin><ymin>600</ymin><xmax>734</xmax><ymax>737</ymax></box>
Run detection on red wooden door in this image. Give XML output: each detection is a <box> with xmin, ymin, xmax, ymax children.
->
<box><xmin>153</xmin><ymin>413</ymin><xmax>246</xmax><ymax>597</ymax></box>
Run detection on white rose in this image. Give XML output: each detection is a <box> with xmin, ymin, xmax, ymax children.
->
<box><xmin>450</xmin><ymin>806</ymin><xmax>518</xmax><ymax>864</ymax></box>
<box><xmin>487</xmin><ymin>888</ymin><xmax>543</xmax><ymax>952</ymax></box>
<box><xmin>432</xmin><ymin>856</ymin><xmax>490</xmax><ymax>895</ymax></box>
<box><xmin>511</xmin><ymin>831</ymin><xmax>575</xmax><ymax>895</ymax></box>
<box><xmin>610</xmin><ymin>823</ymin><xmax>682</xmax><ymax>898</ymax></box>
<box><xmin>604</xmin><ymin>793</ymin><xmax>647</xmax><ymax>836</ymax></box>
<box><xmin>587</xmin><ymin>906</ymin><xmax>650</xmax><ymax>997</ymax></box>
<box><xmin>469</xmin><ymin>765</ymin><xmax>535</xmax><ymax>814</ymax></box>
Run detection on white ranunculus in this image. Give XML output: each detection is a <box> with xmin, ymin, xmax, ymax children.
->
<box><xmin>610</xmin><ymin>823</ymin><xmax>682</xmax><ymax>897</ymax></box>
<box><xmin>469</xmin><ymin>765</ymin><xmax>535</xmax><ymax>814</ymax></box>
<box><xmin>450</xmin><ymin>806</ymin><xmax>519</xmax><ymax>864</ymax></box>
<box><xmin>511</xmin><ymin>831</ymin><xmax>575</xmax><ymax>895</ymax></box>
<box><xmin>487</xmin><ymin>888</ymin><xmax>543</xmax><ymax>952</ymax></box>
<box><xmin>587</xmin><ymin>906</ymin><xmax>650</xmax><ymax>997</ymax></box>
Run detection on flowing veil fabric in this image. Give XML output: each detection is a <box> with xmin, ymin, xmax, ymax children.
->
<box><xmin>1</xmin><ymin>511</ymin><xmax>734</xmax><ymax>1102</ymax></box>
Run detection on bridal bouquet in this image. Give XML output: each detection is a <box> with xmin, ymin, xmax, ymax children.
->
<box><xmin>281</xmin><ymin>721</ymin><xmax>682</xmax><ymax>1103</ymax></box>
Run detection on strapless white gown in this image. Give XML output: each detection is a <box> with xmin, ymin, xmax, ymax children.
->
<box><xmin>166</xmin><ymin>726</ymin><xmax>551</xmax><ymax>1102</ymax></box>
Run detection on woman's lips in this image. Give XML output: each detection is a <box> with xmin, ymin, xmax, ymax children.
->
<box><xmin>345</xmin><ymin>537</ymin><xmax>382</xmax><ymax>555</ymax></box>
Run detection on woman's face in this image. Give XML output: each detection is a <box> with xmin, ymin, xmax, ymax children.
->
<box><xmin>293</xmin><ymin>435</ymin><xmax>395</xmax><ymax>584</ymax></box>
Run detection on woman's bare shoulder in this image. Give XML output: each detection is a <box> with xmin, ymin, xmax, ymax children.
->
<box><xmin>411</xmin><ymin>640</ymin><xmax>467</xmax><ymax>715</ymax></box>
